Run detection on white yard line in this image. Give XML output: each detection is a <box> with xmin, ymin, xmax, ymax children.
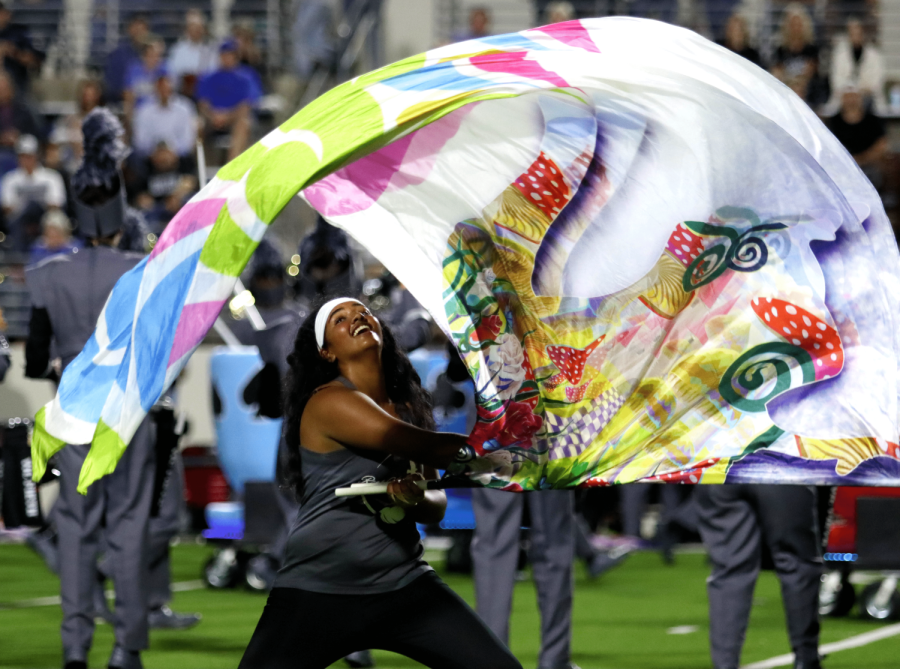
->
<box><xmin>741</xmin><ymin>623</ymin><xmax>900</xmax><ymax>669</ymax></box>
<box><xmin>1</xmin><ymin>580</ymin><xmax>207</xmax><ymax>610</ymax></box>
<box><xmin>171</xmin><ymin>579</ymin><xmax>206</xmax><ymax>592</ymax></box>
<box><xmin>0</xmin><ymin>594</ymin><xmax>62</xmax><ymax>609</ymax></box>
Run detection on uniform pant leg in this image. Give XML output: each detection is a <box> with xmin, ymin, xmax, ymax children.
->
<box><xmin>696</xmin><ymin>485</ymin><xmax>761</xmax><ymax>669</ymax></box>
<box><xmin>620</xmin><ymin>483</ymin><xmax>650</xmax><ymax>538</ymax></box>
<box><xmin>56</xmin><ymin>443</ymin><xmax>106</xmax><ymax>656</ymax></box>
<box><xmin>528</xmin><ymin>491</ymin><xmax>575</xmax><ymax>669</ymax></box>
<box><xmin>574</xmin><ymin>513</ymin><xmax>597</xmax><ymax>563</ymax></box>
<box><xmin>103</xmin><ymin>417</ymin><xmax>156</xmax><ymax>651</ymax></box>
<box><xmin>470</xmin><ymin>488</ymin><xmax>523</xmax><ymax>644</ymax></box>
<box><xmin>147</xmin><ymin>450</ymin><xmax>185</xmax><ymax>609</ymax></box>
<box><xmin>752</xmin><ymin>485</ymin><xmax>822</xmax><ymax>664</ymax></box>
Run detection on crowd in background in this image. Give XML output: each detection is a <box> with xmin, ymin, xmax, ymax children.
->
<box><xmin>0</xmin><ymin>0</ymin><xmax>893</xmax><ymax>294</ymax></box>
<box><xmin>0</xmin><ymin>5</ymin><xmax>265</xmax><ymax>262</ymax></box>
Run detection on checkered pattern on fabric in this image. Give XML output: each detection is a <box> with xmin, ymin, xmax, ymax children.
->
<box><xmin>544</xmin><ymin>387</ymin><xmax>626</xmax><ymax>460</ymax></box>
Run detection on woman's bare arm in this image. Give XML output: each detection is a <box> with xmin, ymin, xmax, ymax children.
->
<box><xmin>303</xmin><ymin>386</ymin><xmax>467</xmax><ymax>469</ymax></box>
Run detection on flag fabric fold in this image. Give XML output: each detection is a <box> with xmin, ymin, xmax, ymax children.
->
<box><xmin>34</xmin><ymin>18</ymin><xmax>900</xmax><ymax>492</ymax></box>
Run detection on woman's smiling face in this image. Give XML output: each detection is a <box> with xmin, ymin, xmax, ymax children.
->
<box><xmin>321</xmin><ymin>301</ymin><xmax>383</xmax><ymax>362</ymax></box>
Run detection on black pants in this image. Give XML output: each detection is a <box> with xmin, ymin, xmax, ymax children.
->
<box><xmin>697</xmin><ymin>485</ymin><xmax>822</xmax><ymax>669</ymax></box>
<box><xmin>239</xmin><ymin>571</ymin><xmax>522</xmax><ymax>669</ymax></box>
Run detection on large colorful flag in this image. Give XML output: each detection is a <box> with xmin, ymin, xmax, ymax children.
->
<box><xmin>33</xmin><ymin>18</ymin><xmax>900</xmax><ymax>493</ymax></box>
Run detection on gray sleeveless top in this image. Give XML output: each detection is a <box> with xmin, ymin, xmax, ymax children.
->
<box><xmin>274</xmin><ymin>379</ymin><xmax>432</xmax><ymax>594</ymax></box>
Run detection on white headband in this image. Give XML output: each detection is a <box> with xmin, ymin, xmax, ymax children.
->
<box><xmin>315</xmin><ymin>298</ymin><xmax>364</xmax><ymax>350</ymax></box>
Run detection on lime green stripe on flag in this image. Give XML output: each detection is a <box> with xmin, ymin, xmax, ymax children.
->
<box><xmin>198</xmin><ymin>202</ymin><xmax>259</xmax><ymax>276</ymax></box>
<box><xmin>77</xmin><ymin>419</ymin><xmax>128</xmax><ymax>494</ymax></box>
<box><xmin>31</xmin><ymin>406</ymin><xmax>66</xmax><ymax>482</ymax></box>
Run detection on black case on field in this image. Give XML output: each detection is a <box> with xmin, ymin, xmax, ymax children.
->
<box><xmin>0</xmin><ymin>420</ymin><xmax>43</xmax><ymax>528</ymax></box>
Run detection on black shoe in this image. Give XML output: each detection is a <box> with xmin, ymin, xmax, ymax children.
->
<box><xmin>108</xmin><ymin>645</ymin><xmax>142</xmax><ymax>669</ymax></box>
<box><xmin>148</xmin><ymin>605</ymin><xmax>202</xmax><ymax>630</ymax></box>
<box><xmin>661</xmin><ymin>545</ymin><xmax>675</xmax><ymax>566</ymax></box>
<box><xmin>63</xmin><ymin>647</ymin><xmax>87</xmax><ymax>669</ymax></box>
<box><xmin>345</xmin><ymin>650</ymin><xmax>375</xmax><ymax>667</ymax></box>
<box><xmin>793</xmin><ymin>660</ymin><xmax>822</xmax><ymax>669</ymax></box>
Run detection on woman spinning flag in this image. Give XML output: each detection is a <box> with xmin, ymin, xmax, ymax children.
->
<box><xmin>238</xmin><ymin>297</ymin><xmax>521</xmax><ymax>669</ymax></box>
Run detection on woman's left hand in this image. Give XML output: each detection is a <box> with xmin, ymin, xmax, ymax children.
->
<box><xmin>387</xmin><ymin>472</ymin><xmax>425</xmax><ymax>508</ymax></box>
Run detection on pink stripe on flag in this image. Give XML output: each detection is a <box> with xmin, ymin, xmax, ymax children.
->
<box><xmin>168</xmin><ymin>300</ymin><xmax>227</xmax><ymax>366</ymax></box>
<box><xmin>470</xmin><ymin>50</ymin><xmax>569</xmax><ymax>87</ymax></box>
<box><xmin>304</xmin><ymin>133</ymin><xmax>414</xmax><ymax>217</ymax></box>
<box><xmin>150</xmin><ymin>198</ymin><xmax>227</xmax><ymax>260</ymax></box>
<box><xmin>534</xmin><ymin>20</ymin><xmax>601</xmax><ymax>53</ymax></box>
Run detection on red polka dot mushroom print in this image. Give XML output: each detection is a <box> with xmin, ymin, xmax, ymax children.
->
<box><xmin>647</xmin><ymin>459</ymin><xmax>719</xmax><ymax>484</ymax></box>
<box><xmin>750</xmin><ymin>297</ymin><xmax>844</xmax><ymax>380</ymax></box>
<box><xmin>546</xmin><ymin>337</ymin><xmax>605</xmax><ymax>386</ymax></box>
<box><xmin>665</xmin><ymin>222</ymin><xmax>706</xmax><ymax>268</ymax></box>
<box><xmin>565</xmin><ymin>382</ymin><xmax>589</xmax><ymax>403</ymax></box>
<box><xmin>543</xmin><ymin>373</ymin><xmax>566</xmax><ymax>390</ymax></box>
<box><xmin>511</xmin><ymin>152</ymin><xmax>571</xmax><ymax>215</ymax></box>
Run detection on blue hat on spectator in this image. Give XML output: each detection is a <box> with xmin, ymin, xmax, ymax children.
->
<box><xmin>219</xmin><ymin>37</ymin><xmax>238</xmax><ymax>53</ymax></box>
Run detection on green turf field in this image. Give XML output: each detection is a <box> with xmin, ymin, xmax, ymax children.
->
<box><xmin>1</xmin><ymin>542</ymin><xmax>898</xmax><ymax>668</ymax></box>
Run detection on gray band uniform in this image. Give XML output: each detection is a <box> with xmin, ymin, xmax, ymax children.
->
<box><xmin>26</xmin><ymin>246</ymin><xmax>156</xmax><ymax>658</ymax></box>
<box><xmin>96</xmin><ymin>440</ymin><xmax>185</xmax><ymax>612</ymax></box>
<box><xmin>471</xmin><ymin>489</ymin><xmax>576</xmax><ymax>669</ymax></box>
<box><xmin>696</xmin><ymin>484</ymin><xmax>822</xmax><ymax>669</ymax></box>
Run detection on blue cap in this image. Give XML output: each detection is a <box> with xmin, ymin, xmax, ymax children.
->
<box><xmin>219</xmin><ymin>37</ymin><xmax>238</xmax><ymax>53</ymax></box>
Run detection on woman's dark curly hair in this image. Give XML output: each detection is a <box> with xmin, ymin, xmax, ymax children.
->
<box><xmin>283</xmin><ymin>296</ymin><xmax>434</xmax><ymax>497</ymax></box>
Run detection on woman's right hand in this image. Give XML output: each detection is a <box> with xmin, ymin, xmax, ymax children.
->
<box><xmin>386</xmin><ymin>472</ymin><xmax>425</xmax><ymax>508</ymax></box>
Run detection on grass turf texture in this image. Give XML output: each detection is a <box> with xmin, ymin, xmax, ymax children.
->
<box><xmin>1</xmin><ymin>543</ymin><xmax>899</xmax><ymax>668</ymax></box>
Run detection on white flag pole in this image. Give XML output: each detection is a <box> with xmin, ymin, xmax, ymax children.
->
<box><xmin>334</xmin><ymin>479</ymin><xmax>433</xmax><ymax>497</ymax></box>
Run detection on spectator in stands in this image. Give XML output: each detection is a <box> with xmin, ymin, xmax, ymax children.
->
<box><xmin>167</xmin><ymin>9</ymin><xmax>217</xmax><ymax>99</ymax></box>
<box><xmin>51</xmin><ymin>79</ymin><xmax>103</xmax><ymax>176</ymax></box>
<box><xmin>0</xmin><ymin>67</ymin><xmax>42</xmax><ymax>181</ymax></box>
<box><xmin>704</xmin><ymin>0</ymin><xmax>743</xmax><ymax>43</ymax></box>
<box><xmin>544</xmin><ymin>2</ymin><xmax>575</xmax><ymax>23</ymax></box>
<box><xmin>1</xmin><ymin>134</ymin><xmax>65</xmax><ymax>250</ymax></box>
<box><xmin>141</xmin><ymin>170</ymin><xmax>196</xmax><ymax>232</ymax></box>
<box><xmin>291</xmin><ymin>0</ymin><xmax>335</xmax><ymax>80</ymax></box>
<box><xmin>128</xmin><ymin>74</ymin><xmax>198</xmax><ymax>212</ymax></box>
<box><xmin>829</xmin><ymin>84</ymin><xmax>887</xmax><ymax>189</ymax></box>
<box><xmin>29</xmin><ymin>208</ymin><xmax>80</xmax><ymax>264</ymax></box>
<box><xmin>771</xmin><ymin>3</ymin><xmax>828</xmax><ymax>108</ymax></box>
<box><xmin>132</xmin><ymin>74</ymin><xmax>197</xmax><ymax>159</ymax></box>
<box><xmin>631</xmin><ymin>0</ymin><xmax>678</xmax><ymax>27</ymax></box>
<box><xmin>453</xmin><ymin>7</ymin><xmax>491</xmax><ymax>41</ymax></box>
<box><xmin>828</xmin><ymin>17</ymin><xmax>886</xmax><ymax>116</ymax></box>
<box><xmin>0</xmin><ymin>69</ymin><xmax>43</xmax><ymax>155</ymax></box>
<box><xmin>128</xmin><ymin>138</ymin><xmax>196</xmax><ymax>217</ymax></box>
<box><xmin>124</xmin><ymin>37</ymin><xmax>167</xmax><ymax>122</ymax></box>
<box><xmin>719</xmin><ymin>12</ymin><xmax>762</xmax><ymax>68</ymax></box>
<box><xmin>196</xmin><ymin>39</ymin><xmax>257</xmax><ymax>162</ymax></box>
<box><xmin>233</xmin><ymin>18</ymin><xmax>263</xmax><ymax>74</ymax></box>
<box><xmin>104</xmin><ymin>14</ymin><xmax>149</xmax><ymax>103</ymax></box>
<box><xmin>0</xmin><ymin>2</ymin><xmax>42</xmax><ymax>95</ymax></box>
<box><xmin>824</xmin><ymin>0</ymin><xmax>877</xmax><ymax>44</ymax></box>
